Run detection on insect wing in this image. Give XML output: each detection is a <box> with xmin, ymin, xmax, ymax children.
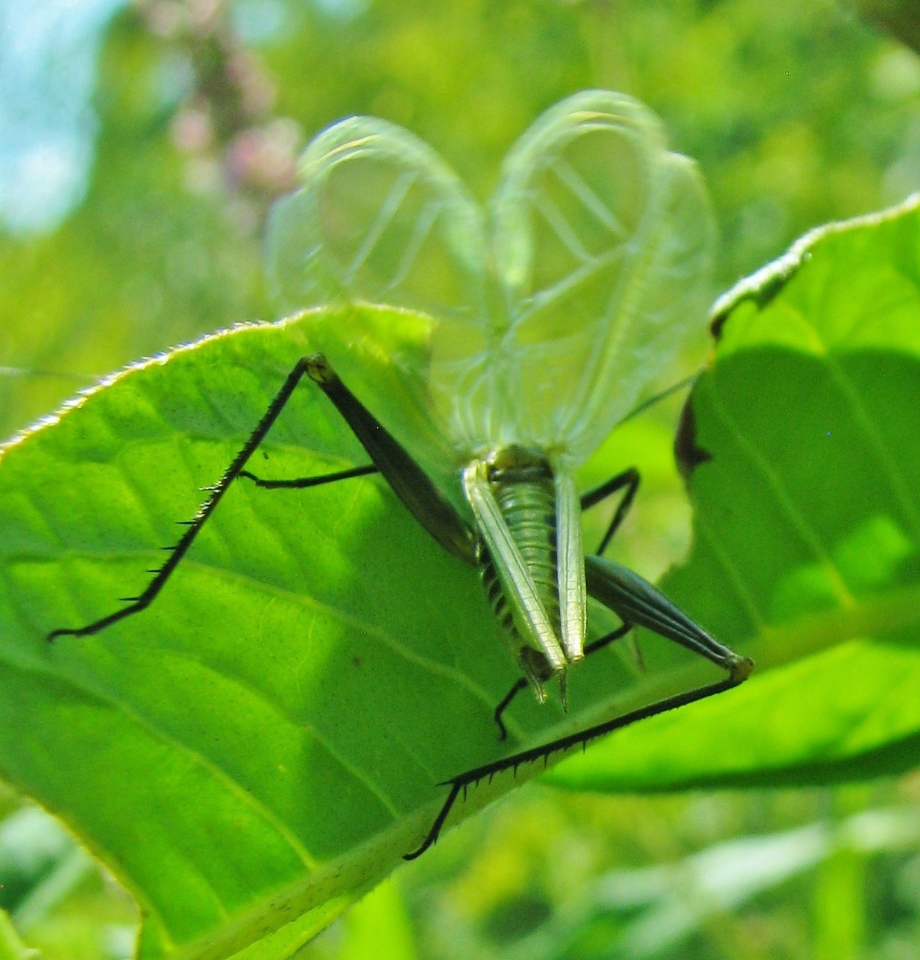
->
<box><xmin>267</xmin><ymin>115</ymin><xmax>488</xmax><ymax>327</ymax></box>
<box><xmin>429</xmin><ymin>91</ymin><xmax>716</xmax><ymax>461</ymax></box>
<box><xmin>267</xmin><ymin>95</ymin><xmax>715</xmax><ymax>467</ymax></box>
<box><xmin>267</xmin><ymin>115</ymin><xmax>495</xmax><ymax>475</ymax></box>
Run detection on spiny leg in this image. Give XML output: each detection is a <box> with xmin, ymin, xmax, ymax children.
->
<box><xmin>404</xmin><ymin>556</ymin><xmax>753</xmax><ymax>861</ymax></box>
<box><xmin>492</xmin><ymin>622</ymin><xmax>633</xmax><ymax>741</ymax></box>
<box><xmin>49</xmin><ymin>359</ymin><xmax>322</xmax><ymax>640</ymax></box>
<box><xmin>580</xmin><ymin>467</ymin><xmax>640</xmax><ymax>556</ymax></box>
<box><xmin>49</xmin><ymin>354</ymin><xmax>474</xmax><ymax>640</ymax></box>
<box><xmin>404</xmin><ymin>655</ymin><xmax>751</xmax><ymax>861</ymax></box>
<box><xmin>241</xmin><ymin>358</ymin><xmax>474</xmax><ymax>561</ymax></box>
<box><xmin>48</xmin><ymin>360</ymin><xmax>375</xmax><ymax>640</ymax></box>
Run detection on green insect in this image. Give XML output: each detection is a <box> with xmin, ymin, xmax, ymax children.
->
<box><xmin>49</xmin><ymin>90</ymin><xmax>752</xmax><ymax>859</ymax></box>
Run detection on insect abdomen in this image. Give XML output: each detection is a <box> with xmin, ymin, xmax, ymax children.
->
<box><xmin>477</xmin><ymin>448</ymin><xmax>560</xmax><ymax>690</ymax></box>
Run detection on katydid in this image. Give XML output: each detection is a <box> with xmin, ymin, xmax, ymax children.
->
<box><xmin>48</xmin><ymin>91</ymin><xmax>752</xmax><ymax>860</ymax></box>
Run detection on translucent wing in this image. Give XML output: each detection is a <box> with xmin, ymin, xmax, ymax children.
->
<box><xmin>428</xmin><ymin>91</ymin><xmax>716</xmax><ymax>463</ymax></box>
<box><xmin>266</xmin><ymin>115</ymin><xmax>494</xmax><ymax>475</ymax></box>
<box><xmin>267</xmin><ymin>94</ymin><xmax>715</xmax><ymax>467</ymax></box>
<box><xmin>267</xmin><ymin>115</ymin><xmax>488</xmax><ymax>327</ymax></box>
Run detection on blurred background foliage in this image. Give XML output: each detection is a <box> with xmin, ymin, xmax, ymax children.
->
<box><xmin>2</xmin><ymin>0</ymin><xmax>920</xmax><ymax>958</ymax></box>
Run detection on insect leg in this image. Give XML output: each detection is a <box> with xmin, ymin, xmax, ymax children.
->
<box><xmin>583</xmin><ymin>622</ymin><xmax>633</xmax><ymax>656</ymax></box>
<box><xmin>578</xmin><ymin>371</ymin><xmax>698</xmax><ymax>554</ymax></box>
<box><xmin>305</xmin><ymin>355</ymin><xmax>476</xmax><ymax>564</ymax></box>
<box><xmin>49</xmin><ymin>358</ymin><xmax>329</xmax><ymax>640</ymax></box>
<box><xmin>404</xmin><ymin>659</ymin><xmax>748</xmax><ymax>861</ymax></box>
<box><xmin>580</xmin><ymin>467</ymin><xmax>640</xmax><ymax>555</ymax></box>
<box><xmin>491</xmin><ymin>679</ymin><xmax>528</xmax><ymax>742</ymax></box>
<box><xmin>583</xmin><ymin>555</ymin><xmax>741</xmax><ymax>669</ymax></box>
<box><xmin>49</xmin><ymin>354</ymin><xmax>478</xmax><ymax>641</ymax></box>
<box><xmin>240</xmin><ymin>464</ymin><xmax>379</xmax><ymax>488</ymax></box>
<box><xmin>492</xmin><ymin>623</ymin><xmax>633</xmax><ymax>742</ymax></box>
<box><xmin>404</xmin><ymin>559</ymin><xmax>751</xmax><ymax>861</ymax></box>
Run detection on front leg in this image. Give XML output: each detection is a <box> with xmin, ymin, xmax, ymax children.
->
<box><xmin>49</xmin><ymin>354</ymin><xmax>477</xmax><ymax>641</ymax></box>
<box><xmin>48</xmin><ymin>358</ymin><xmax>318</xmax><ymax>640</ymax></box>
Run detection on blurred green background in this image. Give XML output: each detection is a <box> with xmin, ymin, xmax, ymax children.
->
<box><xmin>2</xmin><ymin>0</ymin><xmax>920</xmax><ymax>957</ymax></box>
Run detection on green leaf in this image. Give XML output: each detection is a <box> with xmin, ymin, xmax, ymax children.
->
<box><xmin>0</xmin><ymin>304</ymin><xmax>604</xmax><ymax>959</ymax></box>
<box><xmin>0</xmin><ymin>909</ymin><xmax>33</xmax><ymax>960</ymax></box>
<box><xmin>549</xmin><ymin>193</ymin><xmax>920</xmax><ymax>792</ymax></box>
<box><xmin>5</xmin><ymin>195</ymin><xmax>920</xmax><ymax>957</ymax></box>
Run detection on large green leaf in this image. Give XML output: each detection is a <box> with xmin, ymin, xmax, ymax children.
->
<box><xmin>550</xmin><ymin>193</ymin><xmax>920</xmax><ymax>792</ymax></box>
<box><xmin>3</xmin><ymin>195</ymin><xmax>920</xmax><ymax>957</ymax></box>
<box><xmin>0</xmin><ymin>304</ymin><xmax>638</xmax><ymax>959</ymax></box>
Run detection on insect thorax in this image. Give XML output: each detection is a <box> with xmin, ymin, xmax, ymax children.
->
<box><xmin>475</xmin><ymin>445</ymin><xmax>562</xmax><ymax>695</ymax></box>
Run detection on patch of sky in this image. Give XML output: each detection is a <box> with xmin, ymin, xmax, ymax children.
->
<box><xmin>312</xmin><ymin>0</ymin><xmax>367</xmax><ymax>23</ymax></box>
<box><xmin>231</xmin><ymin>0</ymin><xmax>289</xmax><ymax>44</ymax></box>
<box><xmin>0</xmin><ymin>0</ymin><xmax>125</xmax><ymax>236</ymax></box>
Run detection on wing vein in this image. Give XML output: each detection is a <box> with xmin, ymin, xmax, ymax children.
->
<box><xmin>532</xmin><ymin>190</ymin><xmax>594</xmax><ymax>264</ymax></box>
<box><xmin>549</xmin><ymin>156</ymin><xmax>625</xmax><ymax>237</ymax></box>
<box><xmin>345</xmin><ymin>169</ymin><xmax>419</xmax><ymax>284</ymax></box>
<box><xmin>383</xmin><ymin>197</ymin><xmax>441</xmax><ymax>296</ymax></box>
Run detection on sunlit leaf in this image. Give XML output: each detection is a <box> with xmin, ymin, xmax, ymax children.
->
<box><xmin>4</xmin><ymin>196</ymin><xmax>920</xmax><ymax>957</ymax></box>
<box><xmin>550</xmin><ymin>193</ymin><xmax>920</xmax><ymax>792</ymax></box>
<box><xmin>0</xmin><ymin>305</ymin><xmax>622</xmax><ymax>959</ymax></box>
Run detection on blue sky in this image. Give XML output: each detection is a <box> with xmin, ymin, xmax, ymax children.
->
<box><xmin>0</xmin><ymin>0</ymin><xmax>125</xmax><ymax>235</ymax></box>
